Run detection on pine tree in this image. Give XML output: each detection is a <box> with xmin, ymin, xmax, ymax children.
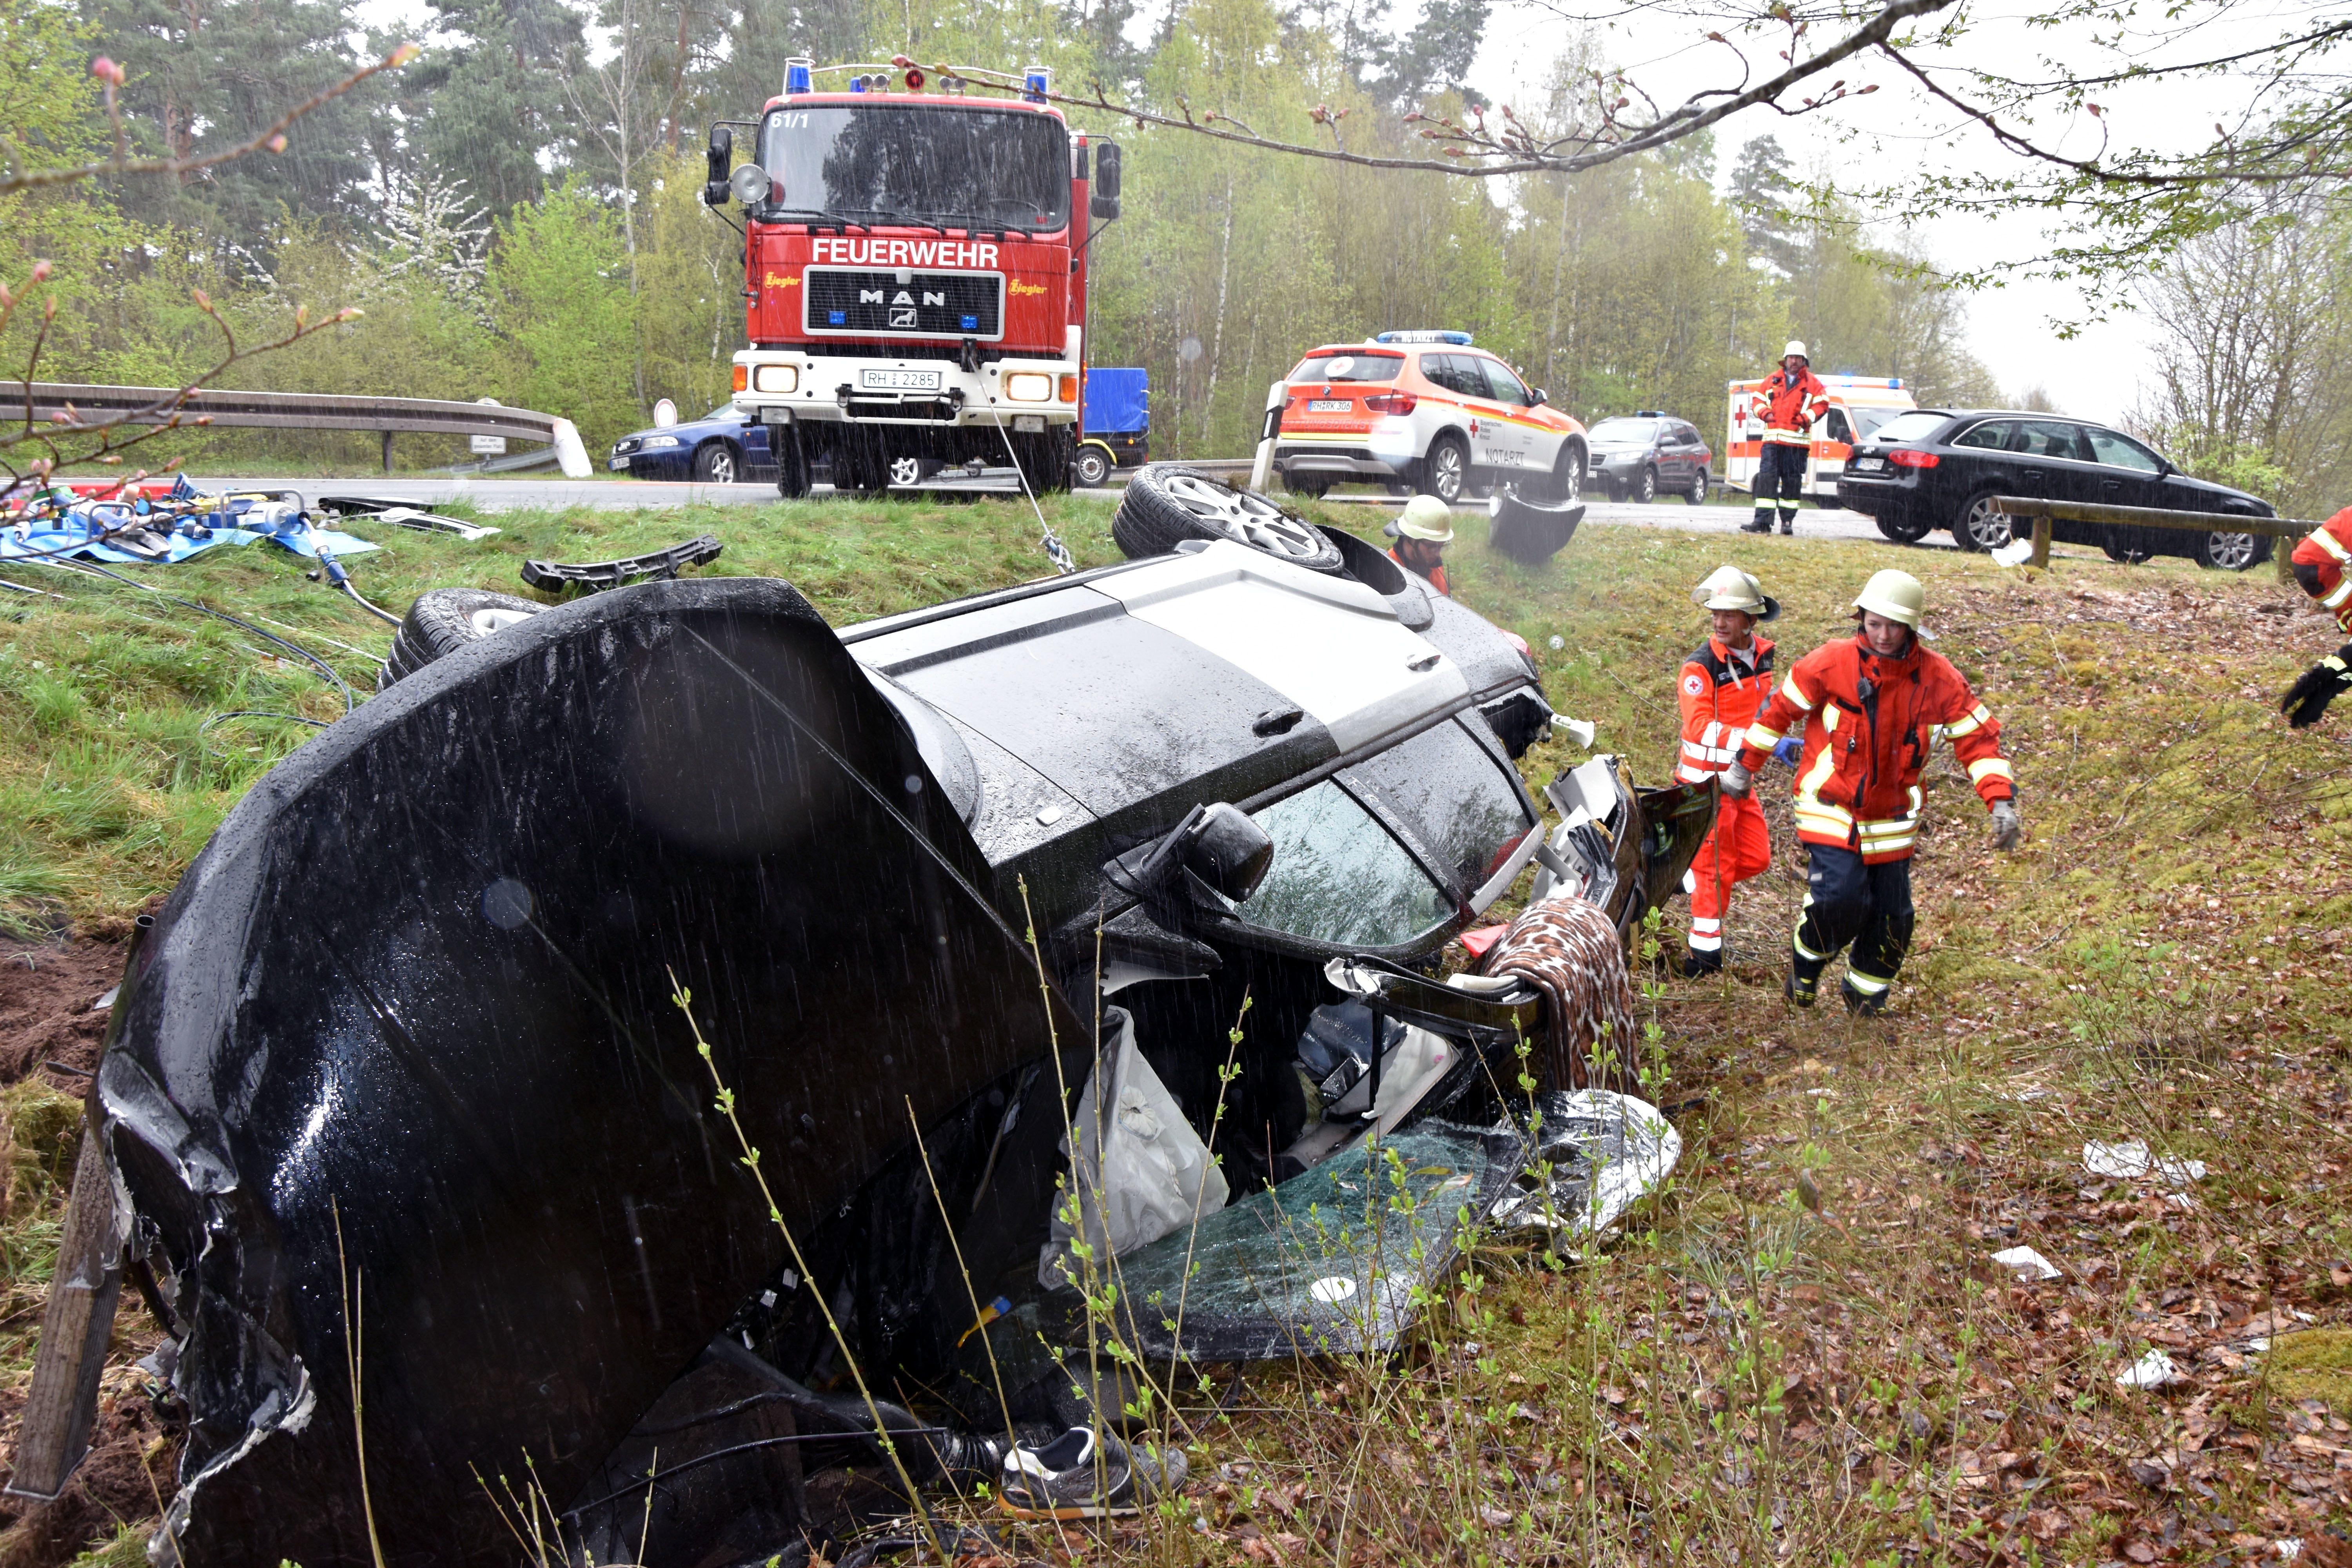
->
<box><xmin>1728</xmin><ymin>133</ymin><xmax>1800</xmax><ymax>278</ymax></box>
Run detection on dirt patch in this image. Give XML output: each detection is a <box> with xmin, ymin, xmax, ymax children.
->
<box><xmin>0</xmin><ymin>938</ymin><xmax>127</xmax><ymax>1092</ymax></box>
<box><xmin>0</xmin><ymin>1387</ymin><xmax>179</xmax><ymax>1568</ymax></box>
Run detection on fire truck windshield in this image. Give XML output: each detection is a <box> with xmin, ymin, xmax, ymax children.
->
<box><xmin>757</xmin><ymin>104</ymin><xmax>1070</xmax><ymax>231</ymax></box>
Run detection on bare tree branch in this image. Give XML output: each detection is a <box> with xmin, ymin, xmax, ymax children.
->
<box><xmin>0</xmin><ymin>43</ymin><xmax>420</xmax><ymax>199</ymax></box>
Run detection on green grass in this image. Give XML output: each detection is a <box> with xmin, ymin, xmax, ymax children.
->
<box><xmin>7</xmin><ymin>494</ymin><xmax>2352</xmax><ymax>1564</ymax></box>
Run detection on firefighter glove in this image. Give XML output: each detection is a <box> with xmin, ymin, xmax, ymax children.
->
<box><xmin>2280</xmin><ymin>646</ymin><xmax>2352</xmax><ymax>728</ymax></box>
<box><xmin>1772</xmin><ymin>735</ymin><xmax>1802</xmax><ymax>766</ymax></box>
<box><xmin>1720</xmin><ymin>759</ymin><xmax>1753</xmax><ymax>798</ymax></box>
<box><xmin>1990</xmin><ymin>799</ymin><xmax>2023</xmax><ymax>852</ymax></box>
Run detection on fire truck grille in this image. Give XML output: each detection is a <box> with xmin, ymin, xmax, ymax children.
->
<box><xmin>804</xmin><ymin>269</ymin><xmax>1004</xmax><ymax>340</ymax></box>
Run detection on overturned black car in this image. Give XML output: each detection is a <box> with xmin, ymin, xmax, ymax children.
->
<box><xmin>18</xmin><ymin>517</ymin><xmax>1710</xmax><ymax>1566</ymax></box>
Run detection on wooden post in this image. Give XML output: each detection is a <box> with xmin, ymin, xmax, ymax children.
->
<box><xmin>2030</xmin><ymin>513</ymin><xmax>2052</xmax><ymax>570</ymax></box>
<box><xmin>381</xmin><ymin>429</ymin><xmax>394</xmax><ymax>474</ymax></box>
<box><xmin>2278</xmin><ymin>530</ymin><xmax>2300</xmax><ymax>586</ymax></box>
<box><xmin>5</xmin><ymin>1130</ymin><xmax>124</xmax><ymax>1501</ymax></box>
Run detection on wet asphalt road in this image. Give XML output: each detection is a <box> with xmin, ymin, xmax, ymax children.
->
<box><xmin>216</xmin><ymin>472</ymin><xmax>1946</xmax><ymax>548</ymax></box>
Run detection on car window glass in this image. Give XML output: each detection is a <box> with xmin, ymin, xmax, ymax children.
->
<box><xmin>1481</xmin><ymin>359</ymin><xmax>1532</xmax><ymax>406</ymax></box>
<box><xmin>1589</xmin><ymin>419</ymin><xmax>1660</xmax><ymax>444</ymax></box>
<box><xmin>2018</xmin><ymin>420</ymin><xmax>2091</xmax><ymax>460</ymax></box>
<box><xmin>1952</xmin><ymin>419</ymin><xmax>2017</xmax><ymax>450</ymax></box>
<box><xmin>1849</xmin><ymin>407</ymin><xmax>1902</xmax><ymax>441</ymax></box>
<box><xmin>1870</xmin><ymin>410</ymin><xmax>1949</xmax><ymax>444</ymax></box>
<box><xmin>704</xmin><ymin>405</ymin><xmax>737</xmax><ymax>422</ymax></box>
<box><xmin>1236</xmin><ymin>781</ymin><xmax>1451</xmax><ymax>947</ymax></box>
<box><xmin>1292</xmin><ymin>352</ymin><xmax>1404</xmax><ymax>384</ymax></box>
<box><xmin>1429</xmin><ymin>355</ymin><xmax>1480</xmax><ymax>397</ymax></box>
<box><xmin>1824</xmin><ymin>408</ymin><xmax>1853</xmax><ymax>443</ymax></box>
<box><xmin>1674</xmin><ymin>423</ymin><xmax>1699</xmax><ymax>444</ymax></box>
<box><xmin>2085</xmin><ymin>426</ymin><xmax>2165</xmax><ymax>473</ymax></box>
<box><xmin>1346</xmin><ymin>719</ymin><xmax>1534</xmax><ymax>890</ymax></box>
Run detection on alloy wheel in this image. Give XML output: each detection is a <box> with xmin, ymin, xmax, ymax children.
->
<box><xmin>1160</xmin><ymin>473</ymin><xmax>1332</xmax><ymax>564</ymax></box>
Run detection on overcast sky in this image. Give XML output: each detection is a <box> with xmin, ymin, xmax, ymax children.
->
<box><xmin>1468</xmin><ymin>0</ymin><xmax>2298</xmax><ymax>423</ymax></box>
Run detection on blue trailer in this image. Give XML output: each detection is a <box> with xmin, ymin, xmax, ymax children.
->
<box><xmin>1076</xmin><ymin>368</ymin><xmax>1149</xmax><ymax>486</ymax></box>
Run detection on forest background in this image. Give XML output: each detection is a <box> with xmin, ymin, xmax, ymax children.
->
<box><xmin>0</xmin><ymin>0</ymin><xmax>2330</xmax><ymax>508</ymax></box>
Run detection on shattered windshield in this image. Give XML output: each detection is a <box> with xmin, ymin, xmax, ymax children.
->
<box><xmin>757</xmin><ymin>105</ymin><xmax>1071</xmax><ymax>230</ymax></box>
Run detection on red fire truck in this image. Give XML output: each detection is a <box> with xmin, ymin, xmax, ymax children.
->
<box><xmin>706</xmin><ymin>58</ymin><xmax>1122</xmax><ymax>498</ymax></box>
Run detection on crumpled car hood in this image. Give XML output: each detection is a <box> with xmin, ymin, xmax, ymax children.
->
<box><xmin>96</xmin><ymin>577</ymin><xmax>1084</xmax><ymax>1566</ymax></box>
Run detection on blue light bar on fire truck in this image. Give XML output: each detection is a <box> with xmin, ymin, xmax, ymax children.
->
<box><xmin>1024</xmin><ymin>65</ymin><xmax>1051</xmax><ymax>102</ymax></box>
<box><xmin>785</xmin><ymin>57</ymin><xmax>813</xmax><ymax>93</ymax></box>
<box><xmin>1375</xmin><ymin>330</ymin><xmax>1474</xmax><ymax>345</ymax></box>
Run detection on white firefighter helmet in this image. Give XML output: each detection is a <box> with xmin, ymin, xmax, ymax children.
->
<box><xmin>1782</xmin><ymin>340</ymin><xmax>1809</xmax><ymax>362</ymax></box>
<box><xmin>1690</xmin><ymin>564</ymin><xmax>1779</xmax><ymax>621</ymax></box>
<box><xmin>1853</xmin><ymin>568</ymin><xmax>1926</xmax><ymax>629</ymax></box>
<box><xmin>1392</xmin><ymin>494</ymin><xmax>1455</xmax><ymax>543</ymax></box>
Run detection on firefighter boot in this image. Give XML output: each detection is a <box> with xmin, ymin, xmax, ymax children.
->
<box><xmin>1784</xmin><ymin>961</ymin><xmax>1820</xmax><ymax>1008</ymax></box>
<box><xmin>1777</xmin><ymin>508</ymin><xmax>1796</xmax><ymax>535</ymax></box>
<box><xmin>1679</xmin><ymin>944</ymin><xmax>1723</xmax><ymax>978</ymax></box>
<box><xmin>1840</xmin><ymin>976</ymin><xmax>1892</xmax><ymax>1016</ymax></box>
<box><xmin>1742</xmin><ymin>505</ymin><xmax>1773</xmax><ymax>534</ymax></box>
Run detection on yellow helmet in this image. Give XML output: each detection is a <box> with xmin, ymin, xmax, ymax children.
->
<box><xmin>1394</xmin><ymin>494</ymin><xmax>1455</xmax><ymax>543</ymax></box>
<box><xmin>1690</xmin><ymin>564</ymin><xmax>1779</xmax><ymax>621</ymax></box>
<box><xmin>1853</xmin><ymin>568</ymin><xmax>1926</xmax><ymax>628</ymax></box>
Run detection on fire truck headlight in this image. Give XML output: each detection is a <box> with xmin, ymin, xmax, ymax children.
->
<box><xmin>753</xmin><ymin>364</ymin><xmax>799</xmax><ymax>394</ymax></box>
<box><xmin>1004</xmin><ymin>372</ymin><xmax>1053</xmax><ymax>403</ymax></box>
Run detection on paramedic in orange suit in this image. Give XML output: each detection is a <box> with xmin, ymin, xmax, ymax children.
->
<box><xmin>1675</xmin><ymin>565</ymin><xmax>1780</xmax><ymax>975</ymax></box>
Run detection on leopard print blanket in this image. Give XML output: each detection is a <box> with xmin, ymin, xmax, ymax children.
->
<box><xmin>1477</xmin><ymin>896</ymin><xmax>1639</xmax><ymax>1092</ymax></box>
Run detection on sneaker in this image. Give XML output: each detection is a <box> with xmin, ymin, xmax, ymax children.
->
<box><xmin>1840</xmin><ymin>980</ymin><xmax>1890</xmax><ymax>1016</ymax></box>
<box><xmin>1784</xmin><ymin>967</ymin><xmax>1818</xmax><ymax>1008</ymax></box>
<box><xmin>999</xmin><ymin>1427</ymin><xmax>1188</xmax><ymax>1520</ymax></box>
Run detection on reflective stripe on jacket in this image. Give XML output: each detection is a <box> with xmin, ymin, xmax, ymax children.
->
<box><xmin>2290</xmin><ymin>506</ymin><xmax>2352</xmax><ymax>633</ymax></box>
<box><xmin>1751</xmin><ymin>368</ymin><xmax>1829</xmax><ymax>447</ymax></box>
<box><xmin>1735</xmin><ymin>631</ymin><xmax>2014</xmax><ymax>864</ymax></box>
<box><xmin>1676</xmin><ymin>634</ymin><xmax>1775</xmax><ymax>784</ymax></box>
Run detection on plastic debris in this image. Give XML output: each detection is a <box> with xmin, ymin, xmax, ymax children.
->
<box><xmin>2117</xmin><ymin>1348</ymin><xmax>2183</xmax><ymax>1390</ymax></box>
<box><xmin>1989</xmin><ymin>537</ymin><xmax>2036</xmax><ymax>567</ymax></box>
<box><xmin>1991</xmin><ymin>1245</ymin><xmax>2061</xmax><ymax>1281</ymax></box>
<box><xmin>2083</xmin><ymin>1140</ymin><xmax>2207</xmax><ymax>1184</ymax></box>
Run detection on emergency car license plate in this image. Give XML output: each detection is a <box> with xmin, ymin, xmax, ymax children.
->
<box><xmin>861</xmin><ymin>368</ymin><xmax>943</xmax><ymax>391</ymax></box>
<box><xmin>1308</xmin><ymin>399</ymin><xmax>1351</xmax><ymax>412</ymax></box>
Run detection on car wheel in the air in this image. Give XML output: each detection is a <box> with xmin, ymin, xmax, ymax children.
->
<box><xmin>1073</xmin><ymin>446</ymin><xmax>1112</xmax><ymax>488</ymax></box>
<box><xmin>1419</xmin><ymin>433</ymin><xmax>1469</xmax><ymax>504</ymax></box>
<box><xmin>1875</xmin><ymin>511</ymin><xmax>1934</xmax><ymax>544</ymax></box>
<box><xmin>1686</xmin><ymin>467</ymin><xmax>1709</xmax><ymax>505</ymax></box>
<box><xmin>379</xmin><ymin>588</ymin><xmax>544</xmax><ymax>689</ymax></box>
<box><xmin>1633</xmin><ymin>465</ymin><xmax>1657</xmax><ymax>505</ymax></box>
<box><xmin>1953</xmin><ymin>489</ymin><xmax>2014</xmax><ymax>552</ymax></box>
<box><xmin>2195</xmin><ymin>526</ymin><xmax>2268</xmax><ymax>572</ymax></box>
<box><xmin>1112</xmin><ymin>465</ymin><xmax>1346</xmax><ymax>572</ymax></box>
<box><xmin>691</xmin><ymin>442</ymin><xmax>740</xmax><ymax>485</ymax></box>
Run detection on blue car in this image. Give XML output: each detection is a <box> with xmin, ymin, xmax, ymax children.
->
<box><xmin>609</xmin><ymin>406</ymin><xmax>778</xmax><ymax>484</ymax></box>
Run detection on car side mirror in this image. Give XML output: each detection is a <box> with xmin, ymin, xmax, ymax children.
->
<box><xmin>1530</xmin><ymin>387</ymin><xmax>1547</xmax><ymax>407</ymax></box>
<box><xmin>703</xmin><ymin>126</ymin><xmax>732</xmax><ymax>207</ymax></box>
<box><xmin>1091</xmin><ymin>141</ymin><xmax>1122</xmax><ymax>220</ymax></box>
<box><xmin>1104</xmin><ymin>801</ymin><xmax>1272</xmax><ymax>914</ymax></box>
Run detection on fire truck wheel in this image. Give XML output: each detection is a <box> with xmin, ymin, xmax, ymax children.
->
<box><xmin>1013</xmin><ymin>429</ymin><xmax>1073</xmax><ymax>494</ymax></box>
<box><xmin>775</xmin><ymin>442</ymin><xmax>812</xmax><ymax>500</ymax></box>
<box><xmin>1112</xmin><ymin>465</ymin><xmax>1345</xmax><ymax>573</ymax></box>
<box><xmin>691</xmin><ymin>442</ymin><xmax>740</xmax><ymax>485</ymax></box>
<box><xmin>1073</xmin><ymin>445</ymin><xmax>1112</xmax><ymax>488</ymax></box>
<box><xmin>378</xmin><ymin>588</ymin><xmax>544</xmax><ymax>689</ymax></box>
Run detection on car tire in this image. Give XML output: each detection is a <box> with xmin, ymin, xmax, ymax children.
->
<box><xmin>1543</xmin><ymin>440</ymin><xmax>1586</xmax><ymax>503</ymax></box>
<box><xmin>2195</xmin><ymin>526</ymin><xmax>2269</xmax><ymax>572</ymax></box>
<box><xmin>1419</xmin><ymin>433</ymin><xmax>1469</xmax><ymax>504</ymax></box>
<box><xmin>1953</xmin><ymin>489</ymin><xmax>2015</xmax><ymax>552</ymax></box>
<box><xmin>1633</xmin><ymin>465</ymin><xmax>1657</xmax><ymax>505</ymax></box>
<box><xmin>1875</xmin><ymin>512</ymin><xmax>1934</xmax><ymax>544</ymax></box>
<box><xmin>379</xmin><ymin>588</ymin><xmax>543</xmax><ymax>689</ymax></box>
<box><xmin>1283</xmin><ymin>472</ymin><xmax>1331</xmax><ymax>499</ymax></box>
<box><xmin>1686</xmin><ymin>467</ymin><xmax>1709</xmax><ymax>505</ymax></box>
<box><xmin>1112</xmin><ymin>465</ymin><xmax>1346</xmax><ymax>572</ymax></box>
<box><xmin>1604</xmin><ymin>480</ymin><xmax>1626</xmax><ymax>504</ymax></box>
<box><xmin>2100</xmin><ymin>533</ymin><xmax>2151</xmax><ymax>564</ymax></box>
<box><xmin>691</xmin><ymin>442</ymin><xmax>740</xmax><ymax>485</ymax></box>
<box><xmin>775</xmin><ymin>432</ymin><xmax>812</xmax><ymax>499</ymax></box>
<box><xmin>1073</xmin><ymin>446</ymin><xmax>1112</xmax><ymax>488</ymax></box>
<box><xmin>887</xmin><ymin>453</ymin><xmax>927</xmax><ymax>489</ymax></box>
<box><xmin>1012</xmin><ymin>428</ymin><xmax>1072</xmax><ymax>495</ymax></box>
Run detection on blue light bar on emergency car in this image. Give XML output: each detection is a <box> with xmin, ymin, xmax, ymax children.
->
<box><xmin>785</xmin><ymin>57</ymin><xmax>813</xmax><ymax>93</ymax></box>
<box><xmin>1024</xmin><ymin>65</ymin><xmax>1050</xmax><ymax>102</ymax></box>
<box><xmin>1376</xmin><ymin>330</ymin><xmax>1474</xmax><ymax>345</ymax></box>
<box><xmin>850</xmin><ymin>77</ymin><xmax>867</xmax><ymax>92</ymax></box>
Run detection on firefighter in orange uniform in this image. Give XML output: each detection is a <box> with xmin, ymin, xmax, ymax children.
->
<box><xmin>1675</xmin><ymin>566</ymin><xmax>1781</xmax><ymax>975</ymax></box>
<box><xmin>2281</xmin><ymin>506</ymin><xmax>2352</xmax><ymax>725</ymax></box>
<box><xmin>1721</xmin><ymin>570</ymin><xmax>2023</xmax><ymax>1013</ymax></box>
<box><xmin>1742</xmin><ymin>341</ymin><xmax>1829</xmax><ymax>537</ymax></box>
<box><xmin>1387</xmin><ymin>494</ymin><xmax>1453</xmax><ymax>595</ymax></box>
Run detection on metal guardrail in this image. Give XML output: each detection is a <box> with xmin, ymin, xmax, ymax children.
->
<box><xmin>11</xmin><ymin>383</ymin><xmax>573</xmax><ymax>474</ymax></box>
<box><xmin>1994</xmin><ymin>495</ymin><xmax>2308</xmax><ymax>583</ymax></box>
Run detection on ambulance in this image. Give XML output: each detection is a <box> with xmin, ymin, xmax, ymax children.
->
<box><xmin>1724</xmin><ymin>374</ymin><xmax>1916</xmax><ymax>503</ymax></box>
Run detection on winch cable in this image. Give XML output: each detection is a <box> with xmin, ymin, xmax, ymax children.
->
<box><xmin>994</xmin><ymin>417</ymin><xmax>1075</xmax><ymax>574</ymax></box>
<box><xmin>24</xmin><ymin>555</ymin><xmax>357</xmax><ymax>718</ymax></box>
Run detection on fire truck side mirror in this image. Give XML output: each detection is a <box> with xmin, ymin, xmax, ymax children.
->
<box><xmin>1090</xmin><ymin>141</ymin><xmax>1122</xmax><ymax>220</ymax></box>
<box><xmin>703</xmin><ymin>127</ymin><xmax>732</xmax><ymax>208</ymax></box>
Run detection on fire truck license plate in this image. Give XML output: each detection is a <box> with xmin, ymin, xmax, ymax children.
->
<box><xmin>1308</xmin><ymin>399</ymin><xmax>1350</xmax><ymax>412</ymax></box>
<box><xmin>860</xmin><ymin>369</ymin><xmax>942</xmax><ymax>391</ymax></box>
